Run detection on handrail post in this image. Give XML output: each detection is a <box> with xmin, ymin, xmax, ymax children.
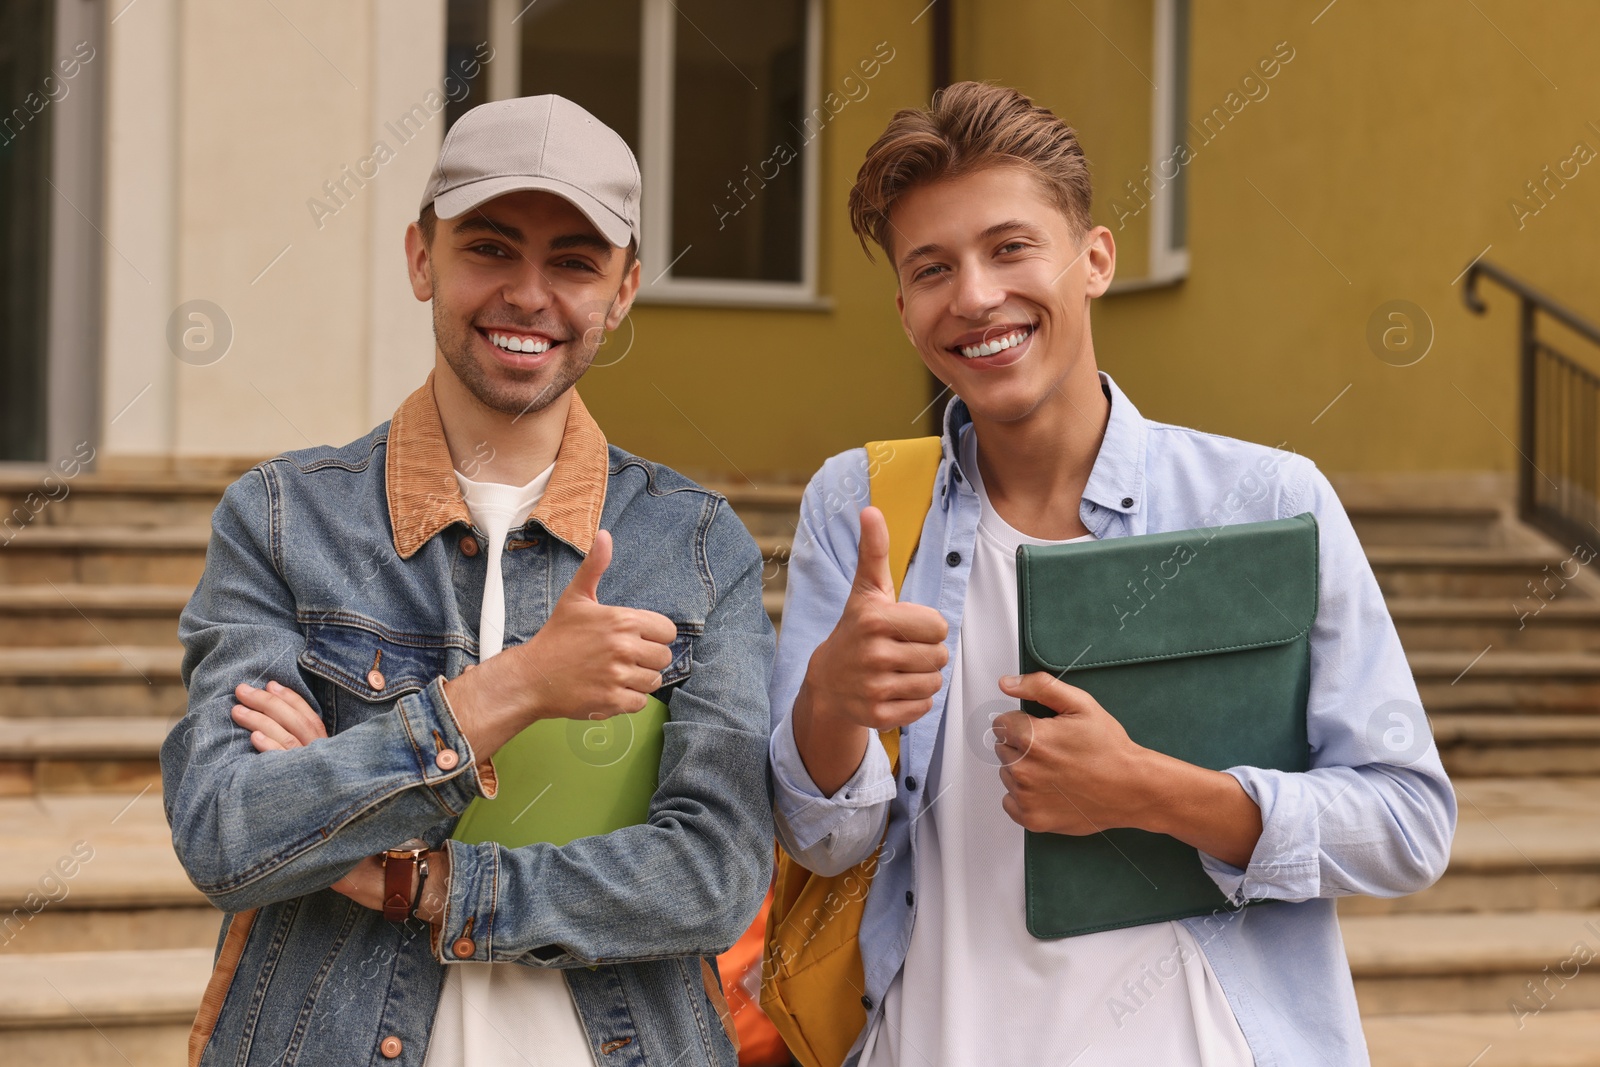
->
<box><xmin>1518</xmin><ymin>296</ymin><xmax>1536</xmax><ymax>526</ymax></box>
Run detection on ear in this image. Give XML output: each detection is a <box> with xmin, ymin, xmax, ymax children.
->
<box><xmin>896</xmin><ymin>287</ymin><xmax>915</xmax><ymax>345</ymax></box>
<box><xmin>404</xmin><ymin>221</ymin><xmax>434</xmax><ymax>302</ymax></box>
<box><xmin>1082</xmin><ymin>225</ymin><xmax>1117</xmax><ymax>300</ymax></box>
<box><xmin>604</xmin><ymin>255</ymin><xmax>642</xmax><ymax>330</ymax></box>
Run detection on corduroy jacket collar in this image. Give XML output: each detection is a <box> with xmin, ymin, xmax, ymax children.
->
<box><xmin>384</xmin><ymin>371</ymin><xmax>609</xmax><ymax>560</ymax></box>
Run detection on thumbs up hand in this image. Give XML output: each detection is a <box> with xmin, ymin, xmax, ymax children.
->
<box><xmin>443</xmin><ymin>529</ymin><xmax>678</xmax><ymax>763</ymax></box>
<box><xmin>801</xmin><ymin>507</ymin><xmax>950</xmax><ymax>734</ymax></box>
<box><xmin>516</xmin><ymin>528</ymin><xmax>679</xmax><ymax>722</ymax></box>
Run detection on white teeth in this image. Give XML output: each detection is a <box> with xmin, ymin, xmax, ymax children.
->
<box><xmin>489</xmin><ymin>332</ymin><xmax>552</xmax><ymax>355</ymax></box>
<box><xmin>959</xmin><ymin>326</ymin><xmax>1031</xmax><ymax>359</ymax></box>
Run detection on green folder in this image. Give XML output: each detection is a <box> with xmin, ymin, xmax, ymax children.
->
<box><xmin>452</xmin><ymin>696</ymin><xmax>669</xmax><ymax>849</ymax></box>
<box><xmin>1016</xmin><ymin>512</ymin><xmax>1318</xmax><ymax>938</ymax></box>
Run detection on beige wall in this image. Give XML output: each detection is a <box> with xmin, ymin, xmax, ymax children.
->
<box><xmin>101</xmin><ymin>0</ymin><xmax>444</xmax><ymax>463</ymax></box>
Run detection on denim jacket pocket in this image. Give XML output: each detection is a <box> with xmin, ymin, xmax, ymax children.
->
<box><xmin>296</xmin><ymin>611</ymin><xmax>462</xmax><ymax>731</ymax></box>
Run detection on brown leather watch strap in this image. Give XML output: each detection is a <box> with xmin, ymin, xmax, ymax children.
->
<box><xmin>381</xmin><ymin>841</ymin><xmax>428</xmax><ymax>923</ymax></box>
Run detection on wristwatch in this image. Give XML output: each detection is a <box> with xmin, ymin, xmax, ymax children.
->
<box><xmin>381</xmin><ymin>838</ymin><xmax>430</xmax><ymax>923</ymax></box>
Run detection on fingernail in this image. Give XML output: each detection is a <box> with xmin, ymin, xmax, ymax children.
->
<box><xmin>266</xmin><ymin>681</ymin><xmax>280</xmax><ymax>691</ymax></box>
<box><xmin>238</xmin><ymin>683</ymin><xmax>255</xmax><ymax>693</ymax></box>
<box><xmin>1000</xmin><ymin>674</ymin><xmax>1022</xmax><ymax>688</ymax></box>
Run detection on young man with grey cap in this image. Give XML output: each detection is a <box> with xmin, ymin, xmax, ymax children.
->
<box><xmin>162</xmin><ymin>94</ymin><xmax>774</xmax><ymax>1067</ymax></box>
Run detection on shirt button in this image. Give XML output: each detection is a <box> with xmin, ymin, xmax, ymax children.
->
<box><xmin>945</xmin><ymin>551</ymin><xmax>961</xmax><ymax>567</ymax></box>
<box><xmin>861</xmin><ymin>994</ymin><xmax>874</xmax><ymax>1010</ymax></box>
<box><xmin>906</xmin><ymin>890</ymin><xmax>915</xmax><ymax>906</ymax></box>
<box><xmin>380</xmin><ymin>1036</ymin><xmax>403</xmax><ymax>1059</ymax></box>
<box><xmin>435</xmin><ymin>749</ymin><xmax>459</xmax><ymax>771</ymax></box>
<box><xmin>905</xmin><ymin>776</ymin><xmax>918</xmax><ymax>791</ymax></box>
<box><xmin>1121</xmin><ymin>497</ymin><xmax>1134</xmax><ymax>508</ymax></box>
<box><xmin>952</xmin><ymin>466</ymin><xmax>963</xmax><ymax>483</ymax></box>
<box><xmin>453</xmin><ymin>936</ymin><xmax>476</xmax><ymax>958</ymax></box>
<box><xmin>366</xmin><ymin>669</ymin><xmax>386</xmax><ymax>691</ymax></box>
<box><xmin>460</xmin><ymin>535</ymin><xmax>480</xmax><ymax>557</ymax></box>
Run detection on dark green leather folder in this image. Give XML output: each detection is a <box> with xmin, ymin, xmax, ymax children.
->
<box><xmin>1016</xmin><ymin>512</ymin><xmax>1318</xmax><ymax>939</ymax></box>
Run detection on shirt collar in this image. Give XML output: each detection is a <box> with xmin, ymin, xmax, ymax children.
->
<box><xmin>385</xmin><ymin>371</ymin><xmax>610</xmax><ymax>559</ymax></box>
<box><xmin>938</xmin><ymin>369</ymin><xmax>1148</xmax><ymax>514</ymax></box>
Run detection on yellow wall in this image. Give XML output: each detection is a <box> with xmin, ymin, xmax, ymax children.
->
<box><xmin>579</xmin><ymin>0</ymin><xmax>938</xmax><ymax>483</ymax></box>
<box><xmin>591</xmin><ymin>0</ymin><xmax>1600</xmax><ymax>483</ymax></box>
<box><xmin>959</xmin><ymin>0</ymin><xmax>1600</xmax><ymax>474</ymax></box>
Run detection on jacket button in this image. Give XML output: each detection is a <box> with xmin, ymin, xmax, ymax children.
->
<box><xmin>453</xmin><ymin>936</ymin><xmax>476</xmax><ymax>957</ymax></box>
<box><xmin>380</xmin><ymin>1036</ymin><xmax>403</xmax><ymax>1058</ymax></box>
<box><xmin>1121</xmin><ymin>496</ymin><xmax>1134</xmax><ymax>508</ymax></box>
<box><xmin>435</xmin><ymin>748</ymin><xmax>459</xmax><ymax>771</ymax></box>
<box><xmin>861</xmin><ymin>994</ymin><xmax>873</xmax><ymax>1010</ymax></box>
<box><xmin>367</xmin><ymin>669</ymin><xmax>386</xmax><ymax>691</ymax></box>
<box><xmin>945</xmin><ymin>551</ymin><xmax>961</xmax><ymax>567</ymax></box>
<box><xmin>460</xmin><ymin>535</ymin><xmax>480</xmax><ymax>557</ymax></box>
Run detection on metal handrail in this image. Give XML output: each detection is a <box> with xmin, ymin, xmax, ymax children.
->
<box><xmin>1464</xmin><ymin>260</ymin><xmax>1600</xmax><ymax>348</ymax></box>
<box><xmin>1463</xmin><ymin>260</ymin><xmax>1600</xmax><ymax>550</ymax></box>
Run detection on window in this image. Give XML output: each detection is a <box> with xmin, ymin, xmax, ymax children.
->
<box><xmin>448</xmin><ymin>0</ymin><xmax>821</xmax><ymax>308</ymax></box>
<box><xmin>0</xmin><ymin>0</ymin><xmax>101</xmax><ymax>464</ymax></box>
<box><xmin>0</xmin><ymin>0</ymin><xmax>54</xmax><ymax>461</ymax></box>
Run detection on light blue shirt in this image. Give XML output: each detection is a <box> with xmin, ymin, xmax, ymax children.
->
<box><xmin>768</xmin><ymin>370</ymin><xmax>1456</xmax><ymax>1067</ymax></box>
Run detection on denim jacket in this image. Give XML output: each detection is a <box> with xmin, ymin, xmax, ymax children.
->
<box><xmin>769</xmin><ymin>371</ymin><xmax>1456</xmax><ymax>1067</ymax></box>
<box><xmin>161</xmin><ymin>374</ymin><xmax>775</xmax><ymax>1067</ymax></box>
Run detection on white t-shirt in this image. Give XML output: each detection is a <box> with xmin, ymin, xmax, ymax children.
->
<box><xmin>860</xmin><ymin>428</ymin><xmax>1255</xmax><ymax>1067</ymax></box>
<box><xmin>423</xmin><ymin>463</ymin><xmax>598</xmax><ymax>1067</ymax></box>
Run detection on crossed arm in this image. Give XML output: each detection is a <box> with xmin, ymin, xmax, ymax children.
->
<box><xmin>163</xmin><ymin>474</ymin><xmax>776</xmax><ymax>961</ymax></box>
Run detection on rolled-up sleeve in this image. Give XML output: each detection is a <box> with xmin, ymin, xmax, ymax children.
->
<box><xmin>1200</xmin><ymin>460</ymin><xmax>1457</xmax><ymax>904</ymax></box>
<box><xmin>771</xmin><ymin>711</ymin><xmax>895</xmax><ymax>863</ymax></box>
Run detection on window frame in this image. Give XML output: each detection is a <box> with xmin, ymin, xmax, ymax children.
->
<box><xmin>485</xmin><ymin>0</ymin><xmax>826</xmax><ymax>309</ymax></box>
<box><xmin>1146</xmin><ymin>0</ymin><xmax>1189</xmax><ymax>282</ymax></box>
<box><xmin>1109</xmin><ymin>0</ymin><xmax>1189</xmax><ymax>294</ymax></box>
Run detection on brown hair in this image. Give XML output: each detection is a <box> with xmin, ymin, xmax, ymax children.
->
<box><xmin>848</xmin><ymin>81</ymin><xmax>1093</xmax><ymax>263</ymax></box>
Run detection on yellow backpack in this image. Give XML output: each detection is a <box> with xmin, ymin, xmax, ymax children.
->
<box><xmin>760</xmin><ymin>436</ymin><xmax>943</xmax><ymax>1067</ymax></box>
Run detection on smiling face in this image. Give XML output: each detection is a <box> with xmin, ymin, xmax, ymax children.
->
<box><xmin>405</xmin><ymin>189</ymin><xmax>640</xmax><ymax>418</ymax></box>
<box><xmin>891</xmin><ymin>165</ymin><xmax>1115</xmax><ymax>426</ymax></box>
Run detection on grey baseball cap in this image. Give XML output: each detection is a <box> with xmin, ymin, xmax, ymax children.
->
<box><xmin>419</xmin><ymin>95</ymin><xmax>641</xmax><ymax>249</ymax></box>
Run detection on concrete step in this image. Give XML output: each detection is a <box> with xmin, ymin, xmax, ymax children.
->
<box><xmin>0</xmin><ymin>527</ymin><xmax>208</xmax><ymax>585</ymax></box>
<box><xmin>0</xmin><ymin>791</ymin><xmax>217</xmax><ymax>955</ymax></box>
<box><xmin>1345</xmin><ymin>910</ymin><xmax>1600</xmax><ymax>1016</ymax></box>
<box><xmin>0</xmin><ymin>473</ymin><xmax>805</xmax><ymax>539</ymax></box>
<box><xmin>1342</xmin><ymin>500</ymin><xmax>1507</xmax><ymax>549</ymax></box>
<box><xmin>1436</xmin><ymin>715</ymin><xmax>1600</xmax><ymax>777</ymax></box>
<box><xmin>0</xmin><ymin>647</ymin><xmax>184</xmax><ymax>720</ymax></box>
<box><xmin>0</xmin><ymin>585</ymin><xmax>189</xmax><ymax>647</ymax></box>
<box><xmin>0</xmin><ymin>948</ymin><xmax>208</xmax><ymax>1065</ymax></box>
<box><xmin>1342</xmin><ymin>778</ymin><xmax>1600</xmax><ymax>917</ymax></box>
<box><xmin>0</xmin><ymin>719</ymin><xmax>172</xmax><ymax>796</ymax></box>
<box><xmin>718</xmin><ymin>484</ymin><xmax>803</xmax><ymax>540</ymax></box>
<box><xmin>1394</xmin><ymin>597</ymin><xmax>1600</xmax><ymax>654</ymax></box>
<box><xmin>1366</xmin><ymin>1010</ymin><xmax>1600</xmax><ymax>1066</ymax></box>
<box><xmin>1413</xmin><ymin>650</ymin><xmax>1600</xmax><ymax>712</ymax></box>
<box><xmin>0</xmin><ymin>469</ymin><xmax>234</xmax><ymax>530</ymax></box>
<box><xmin>1367</xmin><ymin>546</ymin><xmax>1598</xmax><ymax>600</ymax></box>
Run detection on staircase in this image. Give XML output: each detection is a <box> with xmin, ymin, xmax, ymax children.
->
<box><xmin>4</xmin><ymin>470</ymin><xmax>1600</xmax><ymax>1065</ymax></box>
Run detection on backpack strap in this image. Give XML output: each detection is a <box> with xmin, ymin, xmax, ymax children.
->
<box><xmin>865</xmin><ymin>437</ymin><xmax>945</xmax><ymax>599</ymax></box>
<box><xmin>864</xmin><ymin>436</ymin><xmax>944</xmax><ymax>771</ymax></box>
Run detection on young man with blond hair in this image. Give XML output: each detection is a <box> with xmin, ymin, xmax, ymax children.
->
<box><xmin>770</xmin><ymin>81</ymin><xmax>1454</xmax><ymax>1065</ymax></box>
